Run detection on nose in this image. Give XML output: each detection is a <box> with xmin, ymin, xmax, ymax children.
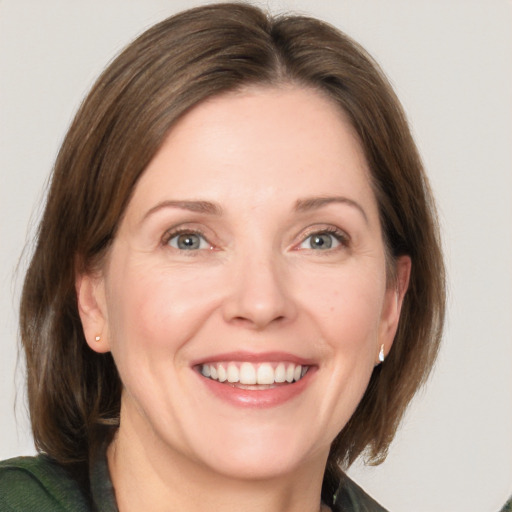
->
<box><xmin>221</xmin><ymin>252</ymin><xmax>297</xmax><ymax>330</ymax></box>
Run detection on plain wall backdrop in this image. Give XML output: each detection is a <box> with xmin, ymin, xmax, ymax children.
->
<box><xmin>1</xmin><ymin>1</ymin><xmax>511</xmax><ymax>511</ymax></box>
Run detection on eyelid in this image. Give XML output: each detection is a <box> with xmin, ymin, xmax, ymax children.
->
<box><xmin>294</xmin><ymin>225</ymin><xmax>351</xmax><ymax>250</ymax></box>
<box><xmin>161</xmin><ymin>226</ymin><xmax>213</xmax><ymax>249</ymax></box>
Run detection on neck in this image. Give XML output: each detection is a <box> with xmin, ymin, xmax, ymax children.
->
<box><xmin>107</xmin><ymin>408</ymin><xmax>329</xmax><ymax>512</ymax></box>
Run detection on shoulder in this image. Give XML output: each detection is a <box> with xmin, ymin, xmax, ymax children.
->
<box><xmin>0</xmin><ymin>456</ymin><xmax>90</xmax><ymax>512</ymax></box>
<box><xmin>501</xmin><ymin>495</ymin><xmax>512</xmax><ymax>512</ymax></box>
<box><xmin>333</xmin><ymin>474</ymin><xmax>389</xmax><ymax>512</ymax></box>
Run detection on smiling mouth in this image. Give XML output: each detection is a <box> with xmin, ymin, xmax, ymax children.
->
<box><xmin>198</xmin><ymin>361</ymin><xmax>309</xmax><ymax>387</ymax></box>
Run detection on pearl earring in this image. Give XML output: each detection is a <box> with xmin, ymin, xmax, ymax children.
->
<box><xmin>378</xmin><ymin>344</ymin><xmax>385</xmax><ymax>363</ymax></box>
<box><xmin>95</xmin><ymin>335</ymin><xmax>101</xmax><ymax>342</ymax></box>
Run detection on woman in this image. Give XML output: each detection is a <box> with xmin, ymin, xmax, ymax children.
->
<box><xmin>0</xmin><ymin>3</ymin><xmax>445</xmax><ymax>511</ymax></box>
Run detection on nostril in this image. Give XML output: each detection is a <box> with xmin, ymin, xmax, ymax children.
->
<box><xmin>221</xmin><ymin>265</ymin><xmax>297</xmax><ymax>328</ymax></box>
<box><xmin>230</xmin><ymin>314</ymin><xmax>287</xmax><ymax>329</ymax></box>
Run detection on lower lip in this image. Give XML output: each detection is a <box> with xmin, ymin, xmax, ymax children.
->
<box><xmin>197</xmin><ymin>369</ymin><xmax>315</xmax><ymax>408</ymax></box>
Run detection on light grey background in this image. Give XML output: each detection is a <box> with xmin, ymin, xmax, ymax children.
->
<box><xmin>1</xmin><ymin>1</ymin><xmax>511</xmax><ymax>511</ymax></box>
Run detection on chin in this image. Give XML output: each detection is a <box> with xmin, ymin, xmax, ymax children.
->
<box><xmin>186</xmin><ymin>424</ymin><xmax>327</xmax><ymax>481</ymax></box>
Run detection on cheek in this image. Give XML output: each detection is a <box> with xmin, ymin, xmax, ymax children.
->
<box><xmin>299</xmin><ymin>263</ymin><xmax>386</xmax><ymax>355</ymax></box>
<box><xmin>301</xmin><ymin>266</ymin><xmax>386</xmax><ymax>427</ymax></box>
<box><xmin>105</xmin><ymin>262</ymin><xmax>221</xmax><ymax>360</ymax></box>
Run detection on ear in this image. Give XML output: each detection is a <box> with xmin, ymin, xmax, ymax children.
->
<box><xmin>376</xmin><ymin>255</ymin><xmax>411</xmax><ymax>364</ymax></box>
<box><xmin>76</xmin><ymin>271</ymin><xmax>111</xmax><ymax>354</ymax></box>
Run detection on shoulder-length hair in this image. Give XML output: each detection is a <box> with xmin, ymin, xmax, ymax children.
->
<box><xmin>20</xmin><ymin>1</ymin><xmax>445</xmax><ymax>490</ymax></box>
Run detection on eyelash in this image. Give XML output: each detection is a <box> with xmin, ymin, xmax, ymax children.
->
<box><xmin>161</xmin><ymin>226</ymin><xmax>350</xmax><ymax>252</ymax></box>
<box><xmin>297</xmin><ymin>226</ymin><xmax>350</xmax><ymax>251</ymax></box>
<box><xmin>162</xmin><ymin>228</ymin><xmax>212</xmax><ymax>251</ymax></box>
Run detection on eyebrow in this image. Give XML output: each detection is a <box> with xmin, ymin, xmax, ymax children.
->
<box><xmin>141</xmin><ymin>196</ymin><xmax>368</xmax><ymax>223</ymax></box>
<box><xmin>142</xmin><ymin>200</ymin><xmax>223</xmax><ymax>222</ymax></box>
<box><xmin>294</xmin><ymin>196</ymin><xmax>368</xmax><ymax>223</ymax></box>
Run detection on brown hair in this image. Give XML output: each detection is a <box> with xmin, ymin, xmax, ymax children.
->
<box><xmin>20</xmin><ymin>1</ymin><xmax>445</xmax><ymax>490</ymax></box>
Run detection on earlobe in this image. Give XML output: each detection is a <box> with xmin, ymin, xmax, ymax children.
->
<box><xmin>377</xmin><ymin>255</ymin><xmax>412</xmax><ymax>364</ymax></box>
<box><xmin>76</xmin><ymin>272</ymin><xmax>111</xmax><ymax>354</ymax></box>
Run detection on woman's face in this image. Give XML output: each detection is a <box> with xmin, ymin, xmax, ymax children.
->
<box><xmin>79</xmin><ymin>86</ymin><xmax>408</xmax><ymax>480</ymax></box>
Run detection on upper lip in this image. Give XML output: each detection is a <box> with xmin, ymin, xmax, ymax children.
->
<box><xmin>190</xmin><ymin>351</ymin><xmax>316</xmax><ymax>367</ymax></box>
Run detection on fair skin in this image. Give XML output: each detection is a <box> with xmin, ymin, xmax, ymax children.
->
<box><xmin>77</xmin><ymin>86</ymin><xmax>410</xmax><ymax>512</ymax></box>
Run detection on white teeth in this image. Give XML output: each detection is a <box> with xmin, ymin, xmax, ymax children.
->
<box><xmin>257</xmin><ymin>363</ymin><xmax>274</xmax><ymax>385</ymax></box>
<box><xmin>217</xmin><ymin>364</ymin><xmax>227</xmax><ymax>382</ymax></box>
<box><xmin>239</xmin><ymin>362</ymin><xmax>257</xmax><ymax>384</ymax></box>
<box><xmin>227</xmin><ymin>363</ymin><xmax>239</xmax><ymax>383</ymax></box>
<box><xmin>200</xmin><ymin>361</ymin><xmax>309</xmax><ymax>386</ymax></box>
<box><xmin>275</xmin><ymin>363</ymin><xmax>286</xmax><ymax>383</ymax></box>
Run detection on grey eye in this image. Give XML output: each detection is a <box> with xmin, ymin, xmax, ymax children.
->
<box><xmin>168</xmin><ymin>233</ymin><xmax>208</xmax><ymax>250</ymax></box>
<box><xmin>300</xmin><ymin>233</ymin><xmax>341</xmax><ymax>250</ymax></box>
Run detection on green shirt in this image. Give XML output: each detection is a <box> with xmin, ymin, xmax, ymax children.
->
<box><xmin>0</xmin><ymin>454</ymin><xmax>387</xmax><ymax>511</ymax></box>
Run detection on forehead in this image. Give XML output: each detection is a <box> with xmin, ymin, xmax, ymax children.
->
<box><xmin>126</xmin><ymin>85</ymin><xmax>376</xmax><ymax>218</ymax></box>
<box><xmin>167</xmin><ymin>84</ymin><xmax>366</xmax><ymax>166</ymax></box>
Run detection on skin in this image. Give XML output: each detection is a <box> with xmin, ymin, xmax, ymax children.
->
<box><xmin>77</xmin><ymin>85</ymin><xmax>410</xmax><ymax>512</ymax></box>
